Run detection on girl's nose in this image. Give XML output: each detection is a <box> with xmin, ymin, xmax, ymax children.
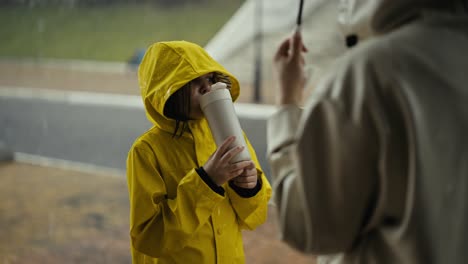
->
<box><xmin>200</xmin><ymin>81</ymin><xmax>212</xmax><ymax>94</ymax></box>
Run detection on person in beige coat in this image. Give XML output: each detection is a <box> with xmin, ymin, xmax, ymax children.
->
<box><xmin>267</xmin><ymin>0</ymin><xmax>468</xmax><ymax>263</ymax></box>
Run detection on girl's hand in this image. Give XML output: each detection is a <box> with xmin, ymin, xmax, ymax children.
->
<box><xmin>203</xmin><ymin>136</ymin><xmax>253</xmax><ymax>186</ymax></box>
<box><xmin>231</xmin><ymin>161</ymin><xmax>258</xmax><ymax>189</ymax></box>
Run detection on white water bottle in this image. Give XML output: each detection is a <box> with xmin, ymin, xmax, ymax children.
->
<box><xmin>200</xmin><ymin>82</ymin><xmax>251</xmax><ymax>163</ymax></box>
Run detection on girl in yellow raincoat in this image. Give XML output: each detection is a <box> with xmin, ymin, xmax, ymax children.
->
<box><xmin>126</xmin><ymin>41</ymin><xmax>272</xmax><ymax>264</ymax></box>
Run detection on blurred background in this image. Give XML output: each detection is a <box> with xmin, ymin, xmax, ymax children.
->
<box><xmin>0</xmin><ymin>0</ymin><xmax>349</xmax><ymax>262</ymax></box>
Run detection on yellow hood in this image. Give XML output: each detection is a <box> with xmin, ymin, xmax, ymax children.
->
<box><xmin>138</xmin><ymin>41</ymin><xmax>240</xmax><ymax>131</ymax></box>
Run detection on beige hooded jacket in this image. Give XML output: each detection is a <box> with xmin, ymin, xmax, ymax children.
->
<box><xmin>267</xmin><ymin>1</ymin><xmax>468</xmax><ymax>263</ymax></box>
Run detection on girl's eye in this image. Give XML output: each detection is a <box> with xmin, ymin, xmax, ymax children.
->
<box><xmin>206</xmin><ymin>76</ymin><xmax>215</xmax><ymax>84</ymax></box>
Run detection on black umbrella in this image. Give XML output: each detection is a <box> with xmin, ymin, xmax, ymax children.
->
<box><xmin>296</xmin><ymin>0</ymin><xmax>304</xmax><ymax>28</ymax></box>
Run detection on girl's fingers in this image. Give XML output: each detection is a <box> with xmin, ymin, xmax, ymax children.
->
<box><xmin>233</xmin><ymin>169</ymin><xmax>245</xmax><ymax>178</ymax></box>
<box><xmin>228</xmin><ymin>160</ymin><xmax>252</xmax><ymax>172</ymax></box>
<box><xmin>215</xmin><ymin>136</ymin><xmax>236</xmax><ymax>159</ymax></box>
<box><xmin>234</xmin><ymin>175</ymin><xmax>257</xmax><ymax>184</ymax></box>
<box><xmin>246</xmin><ymin>161</ymin><xmax>256</xmax><ymax>170</ymax></box>
<box><xmin>237</xmin><ymin>161</ymin><xmax>256</xmax><ymax>172</ymax></box>
<box><xmin>221</xmin><ymin>145</ymin><xmax>245</xmax><ymax>163</ymax></box>
<box><xmin>234</xmin><ymin>180</ymin><xmax>257</xmax><ymax>189</ymax></box>
<box><xmin>245</xmin><ymin>167</ymin><xmax>257</xmax><ymax>177</ymax></box>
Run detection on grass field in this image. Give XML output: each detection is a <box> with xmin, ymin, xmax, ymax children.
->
<box><xmin>0</xmin><ymin>1</ymin><xmax>243</xmax><ymax>62</ymax></box>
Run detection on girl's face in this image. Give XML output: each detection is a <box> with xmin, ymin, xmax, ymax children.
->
<box><xmin>189</xmin><ymin>73</ymin><xmax>216</xmax><ymax>119</ymax></box>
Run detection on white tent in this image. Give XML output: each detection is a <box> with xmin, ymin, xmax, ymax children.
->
<box><xmin>205</xmin><ymin>0</ymin><xmax>348</xmax><ymax>104</ymax></box>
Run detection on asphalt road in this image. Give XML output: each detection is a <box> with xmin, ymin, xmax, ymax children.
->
<box><xmin>0</xmin><ymin>88</ymin><xmax>276</xmax><ymax>179</ymax></box>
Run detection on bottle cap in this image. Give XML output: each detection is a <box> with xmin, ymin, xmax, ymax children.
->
<box><xmin>211</xmin><ymin>82</ymin><xmax>227</xmax><ymax>91</ymax></box>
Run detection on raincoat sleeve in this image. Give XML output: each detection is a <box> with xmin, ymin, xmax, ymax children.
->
<box><xmin>267</xmin><ymin>64</ymin><xmax>384</xmax><ymax>254</ymax></box>
<box><xmin>127</xmin><ymin>142</ymin><xmax>225</xmax><ymax>258</ymax></box>
<box><xmin>226</xmin><ymin>133</ymin><xmax>272</xmax><ymax>230</ymax></box>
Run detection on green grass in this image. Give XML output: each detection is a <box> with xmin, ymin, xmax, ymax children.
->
<box><xmin>0</xmin><ymin>2</ymin><xmax>243</xmax><ymax>62</ymax></box>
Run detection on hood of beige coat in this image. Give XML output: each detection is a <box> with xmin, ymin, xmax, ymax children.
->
<box><xmin>337</xmin><ymin>0</ymin><xmax>467</xmax><ymax>46</ymax></box>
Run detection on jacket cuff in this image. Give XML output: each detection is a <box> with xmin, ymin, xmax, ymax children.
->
<box><xmin>267</xmin><ymin>105</ymin><xmax>302</xmax><ymax>155</ymax></box>
<box><xmin>229</xmin><ymin>178</ymin><xmax>262</xmax><ymax>198</ymax></box>
<box><xmin>196</xmin><ymin>167</ymin><xmax>225</xmax><ymax>196</ymax></box>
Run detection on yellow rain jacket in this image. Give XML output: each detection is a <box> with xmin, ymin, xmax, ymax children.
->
<box><xmin>126</xmin><ymin>41</ymin><xmax>272</xmax><ymax>264</ymax></box>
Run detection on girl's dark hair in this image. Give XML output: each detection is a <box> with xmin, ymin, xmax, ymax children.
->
<box><xmin>163</xmin><ymin>72</ymin><xmax>229</xmax><ymax>138</ymax></box>
<box><xmin>164</xmin><ymin>82</ymin><xmax>192</xmax><ymax>138</ymax></box>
